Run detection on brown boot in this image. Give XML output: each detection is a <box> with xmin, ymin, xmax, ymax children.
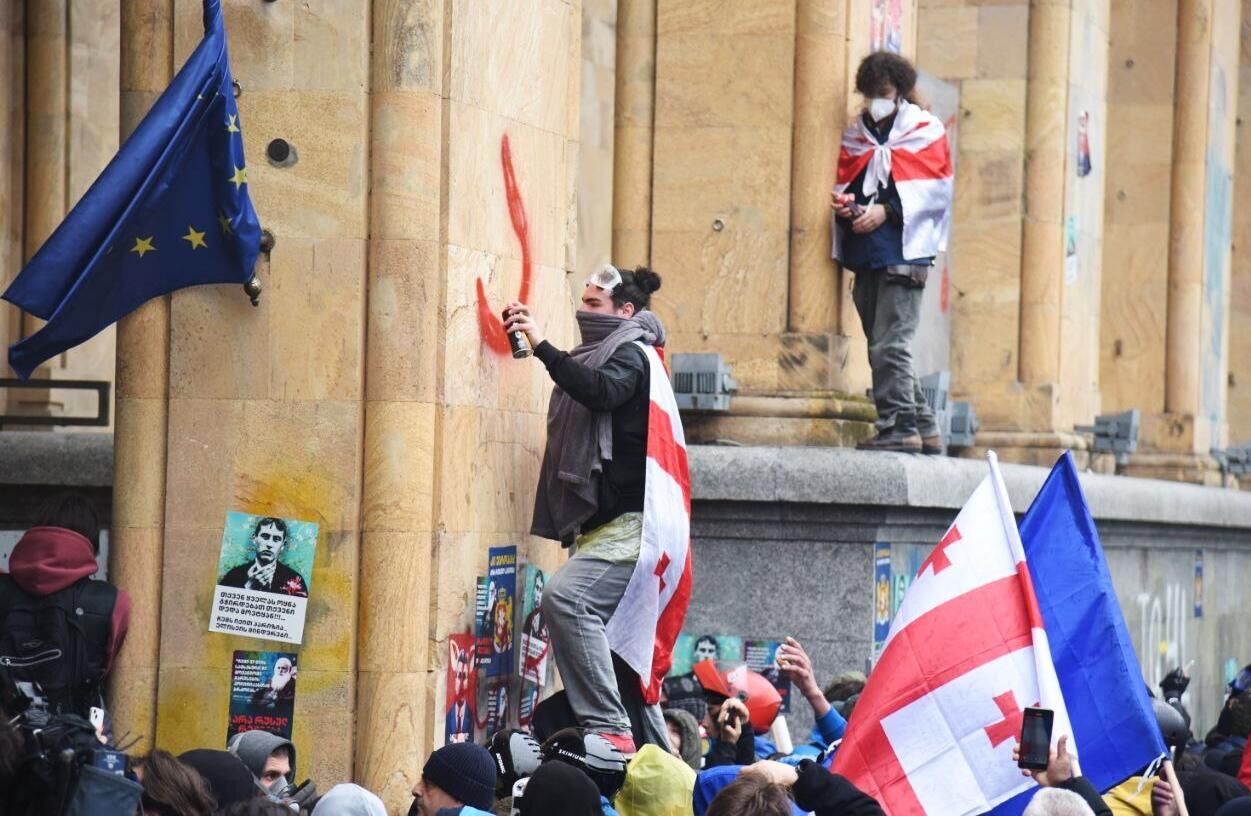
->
<box><xmin>922</xmin><ymin>435</ymin><xmax>945</xmax><ymax>455</ymax></box>
<box><xmin>857</xmin><ymin>430</ymin><xmax>923</xmax><ymax>453</ymax></box>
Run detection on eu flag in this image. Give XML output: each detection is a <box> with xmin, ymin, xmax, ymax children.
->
<box><xmin>2</xmin><ymin>0</ymin><xmax>260</xmax><ymax>379</ymax></box>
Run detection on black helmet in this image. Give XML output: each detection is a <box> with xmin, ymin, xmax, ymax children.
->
<box><xmin>488</xmin><ymin>729</ymin><xmax>543</xmax><ymax>796</ymax></box>
<box><xmin>1153</xmin><ymin>698</ymin><xmax>1190</xmax><ymax>749</ymax></box>
<box><xmin>540</xmin><ymin>728</ymin><xmax>627</xmax><ymax>799</ymax></box>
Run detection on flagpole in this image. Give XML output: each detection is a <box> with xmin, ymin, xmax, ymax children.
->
<box><xmin>1161</xmin><ymin>759</ymin><xmax>1190</xmax><ymax>816</ymax></box>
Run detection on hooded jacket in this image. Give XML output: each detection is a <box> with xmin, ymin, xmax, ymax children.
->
<box><xmin>663</xmin><ymin>708</ymin><xmax>703</xmax><ymax>771</ymax></box>
<box><xmin>3</xmin><ymin>526</ymin><xmax>131</xmax><ymax>671</ymax></box>
<box><xmin>311</xmin><ymin>783</ymin><xmax>387</xmax><ymax>816</ymax></box>
<box><xmin>228</xmin><ymin>729</ymin><xmax>297</xmax><ymax>783</ymax></box>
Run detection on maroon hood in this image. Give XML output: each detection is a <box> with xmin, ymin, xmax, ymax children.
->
<box><xmin>7</xmin><ymin>526</ymin><xmax>99</xmax><ymax>595</ymax></box>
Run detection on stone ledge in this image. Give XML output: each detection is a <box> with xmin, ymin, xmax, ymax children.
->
<box><xmin>0</xmin><ymin>431</ymin><xmax>114</xmax><ymax>487</ymax></box>
<box><xmin>689</xmin><ymin>444</ymin><xmax>1251</xmax><ymax>529</ymax></box>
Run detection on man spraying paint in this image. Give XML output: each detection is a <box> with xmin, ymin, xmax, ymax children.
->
<box><xmin>504</xmin><ymin>263</ymin><xmax>692</xmax><ymax>756</ymax></box>
<box><xmin>831</xmin><ymin>51</ymin><xmax>953</xmax><ymax>454</ymax></box>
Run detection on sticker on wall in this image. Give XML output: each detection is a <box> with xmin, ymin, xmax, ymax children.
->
<box><xmin>516</xmin><ymin>564</ymin><xmax>551</xmax><ymax>728</ymax></box>
<box><xmin>744</xmin><ymin>639</ymin><xmax>794</xmax><ymax>714</ymax></box>
<box><xmin>870</xmin><ymin>0</ymin><xmax>904</xmax><ymax>54</ymax></box>
<box><xmin>479</xmin><ymin>677</ymin><xmax>512</xmax><ymax>737</ymax></box>
<box><xmin>209</xmin><ymin>512</ymin><xmax>317</xmax><ymax>644</ymax></box>
<box><xmin>227</xmin><ymin>650</ymin><xmax>297</xmax><ymax>743</ymax></box>
<box><xmin>1194</xmin><ymin>550</ymin><xmax>1204</xmax><ymax>619</ymax></box>
<box><xmin>873</xmin><ymin>543</ymin><xmax>892</xmax><ymax>657</ymax></box>
<box><xmin>668</xmin><ymin>633</ymin><xmax>744</xmax><ymax>677</ymax></box>
<box><xmin>1064</xmin><ymin>215</ymin><xmax>1080</xmax><ymax>285</ymax></box>
<box><xmin>446</xmin><ymin>633</ymin><xmax>477</xmax><ymax>744</ymax></box>
<box><xmin>1076</xmin><ymin>111</ymin><xmax>1093</xmax><ymax>178</ymax></box>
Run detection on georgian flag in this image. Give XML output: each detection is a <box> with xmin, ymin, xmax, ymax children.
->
<box><xmin>831</xmin><ymin>98</ymin><xmax>953</xmax><ymax>263</ymax></box>
<box><xmin>605</xmin><ymin>343</ymin><xmax>692</xmax><ymax>704</ymax></box>
<box><xmin>832</xmin><ymin>454</ymin><xmax>1073</xmax><ymax>815</ymax></box>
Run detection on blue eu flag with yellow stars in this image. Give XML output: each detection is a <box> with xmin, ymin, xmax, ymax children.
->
<box><xmin>2</xmin><ymin>0</ymin><xmax>259</xmax><ymax>379</ymax></box>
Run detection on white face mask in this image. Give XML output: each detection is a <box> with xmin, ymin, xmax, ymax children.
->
<box><xmin>868</xmin><ymin>97</ymin><xmax>897</xmax><ymax>123</ymax></box>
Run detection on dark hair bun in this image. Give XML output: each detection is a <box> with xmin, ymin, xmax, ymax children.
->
<box><xmin>632</xmin><ymin>266</ymin><xmax>662</xmax><ymax>294</ymax></box>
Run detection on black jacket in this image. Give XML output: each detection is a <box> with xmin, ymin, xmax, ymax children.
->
<box><xmin>220</xmin><ymin>560</ymin><xmax>309</xmax><ymax>597</ymax></box>
<box><xmin>1055</xmin><ymin>776</ymin><xmax>1112</xmax><ymax>816</ymax></box>
<box><xmin>534</xmin><ymin>340</ymin><xmax>649</xmax><ymax>535</ymax></box>
<box><xmin>792</xmin><ymin>761</ymin><xmax>886</xmax><ymax>816</ymax></box>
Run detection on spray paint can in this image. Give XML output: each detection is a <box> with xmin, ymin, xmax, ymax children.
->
<box><xmin>503</xmin><ymin>308</ymin><xmax>532</xmax><ymax>359</ymax></box>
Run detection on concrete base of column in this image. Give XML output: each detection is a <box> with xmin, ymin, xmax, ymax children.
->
<box><xmin>1118</xmin><ymin>452</ymin><xmax>1229</xmax><ymax>487</ymax></box>
<box><xmin>682</xmin><ymin>392</ymin><xmax>876</xmax><ymax>447</ymax></box>
<box><xmin>958</xmin><ymin>430</ymin><xmax>1093</xmax><ymax>470</ymax></box>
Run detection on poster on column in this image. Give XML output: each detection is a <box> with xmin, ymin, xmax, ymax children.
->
<box><xmin>226</xmin><ymin>650</ymin><xmax>297</xmax><ymax>743</ymax></box>
<box><xmin>478</xmin><ymin>546</ymin><xmax>517</xmax><ymax>678</ymax></box>
<box><xmin>743</xmin><ymin>639</ymin><xmax>793</xmax><ymax>714</ymax></box>
<box><xmin>873</xmin><ymin>543</ymin><xmax>892</xmax><ymax>658</ymax></box>
<box><xmin>446</xmin><ymin>633</ymin><xmax>477</xmax><ymax>744</ymax></box>
<box><xmin>517</xmin><ymin>564</ymin><xmax>551</xmax><ymax>728</ymax></box>
<box><xmin>668</xmin><ymin>633</ymin><xmax>743</xmax><ymax>677</ymax></box>
<box><xmin>209</xmin><ymin>512</ymin><xmax>317</xmax><ymax>645</ymax></box>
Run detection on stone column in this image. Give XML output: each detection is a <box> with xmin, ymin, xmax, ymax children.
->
<box><xmin>107</xmin><ymin>0</ymin><xmax>174</xmax><ymax>754</ymax></box>
<box><xmin>1125</xmin><ymin>0</ymin><xmax>1240</xmax><ymax>482</ymax></box>
<box><xmin>787</xmin><ymin>0</ymin><xmax>844</xmax><ymax>341</ymax></box>
<box><xmin>356</xmin><ymin>0</ymin><xmax>445</xmax><ymax>805</ymax></box>
<box><xmin>1228</xmin><ymin>0</ymin><xmax>1251</xmax><ymax>443</ymax></box>
<box><xmin>19</xmin><ymin>0</ymin><xmax>67</xmax><ymax>391</ymax></box>
<box><xmin>1017</xmin><ymin>0</ymin><xmax>1069</xmax><ymax>389</ymax></box>
<box><xmin>1165</xmin><ymin>0</ymin><xmax>1212</xmax><ymax>422</ymax></box>
<box><xmin>0</xmin><ymin>2</ymin><xmax>23</xmax><ymax>395</ymax></box>
<box><xmin>612</xmin><ymin>0</ymin><xmax>655</xmax><ymax>264</ymax></box>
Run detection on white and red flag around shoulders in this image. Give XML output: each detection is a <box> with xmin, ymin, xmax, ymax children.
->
<box><xmin>605</xmin><ymin>343</ymin><xmax>692</xmax><ymax>705</ymax></box>
<box><xmin>832</xmin><ymin>453</ymin><xmax>1073</xmax><ymax>816</ymax></box>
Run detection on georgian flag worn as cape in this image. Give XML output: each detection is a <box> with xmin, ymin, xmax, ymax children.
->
<box><xmin>831</xmin><ymin>99</ymin><xmax>953</xmax><ymax>263</ymax></box>
<box><xmin>604</xmin><ymin>343</ymin><xmax>692</xmax><ymax>704</ymax></box>
<box><xmin>832</xmin><ymin>454</ymin><xmax>1073</xmax><ymax>816</ymax></box>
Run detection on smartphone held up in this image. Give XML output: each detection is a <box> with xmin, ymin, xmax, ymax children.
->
<box><xmin>1017</xmin><ymin>707</ymin><xmax>1054</xmax><ymax>771</ymax></box>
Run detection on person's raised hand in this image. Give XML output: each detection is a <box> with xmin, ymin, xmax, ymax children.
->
<box><xmin>851</xmin><ymin>204</ymin><xmax>887</xmax><ymax>234</ymax></box>
<box><xmin>778</xmin><ymin>638</ymin><xmax>829</xmax><ymax>717</ymax></box>
<box><xmin>743</xmin><ymin>760</ymin><xmax>799</xmax><ymax>788</ymax></box>
<box><xmin>1014</xmin><ymin>734</ymin><xmax>1074</xmax><ymax>788</ymax></box>
<box><xmin>1151</xmin><ymin>776</ymin><xmax>1182</xmax><ymax>816</ymax></box>
<box><xmin>718</xmin><ymin>697</ymin><xmax>750</xmax><ymax>744</ymax></box>
<box><xmin>503</xmin><ymin>301</ymin><xmax>544</xmax><ymax>347</ymax></box>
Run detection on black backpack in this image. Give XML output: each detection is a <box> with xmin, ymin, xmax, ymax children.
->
<box><xmin>0</xmin><ymin>575</ymin><xmax>117</xmax><ymax>717</ymax></box>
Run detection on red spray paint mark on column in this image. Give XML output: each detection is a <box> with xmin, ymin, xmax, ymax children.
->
<box><xmin>475</xmin><ymin>134</ymin><xmax>534</xmax><ymax>354</ymax></box>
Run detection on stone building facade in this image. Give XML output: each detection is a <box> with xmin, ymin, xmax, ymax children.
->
<box><xmin>2</xmin><ymin>0</ymin><xmax>1251</xmax><ymax>810</ymax></box>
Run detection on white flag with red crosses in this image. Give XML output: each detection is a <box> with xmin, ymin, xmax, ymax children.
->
<box><xmin>604</xmin><ymin>342</ymin><xmax>692</xmax><ymax>705</ymax></box>
<box><xmin>832</xmin><ymin>454</ymin><xmax>1074</xmax><ymax>816</ymax></box>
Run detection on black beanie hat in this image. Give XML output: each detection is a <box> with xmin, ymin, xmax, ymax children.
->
<box><xmin>178</xmin><ymin>749</ymin><xmax>259</xmax><ymax>808</ymax></box>
<box><xmin>515</xmin><ymin>761</ymin><xmax>600</xmax><ymax>816</ymax></box>
<box><xmin>421</xmin><ymin>742</ymin><xmax>496</xmax><ymax>810</ymax></box>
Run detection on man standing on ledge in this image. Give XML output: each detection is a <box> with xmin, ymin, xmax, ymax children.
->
<box><xmin>504</xmin><ymin>264</ymin><xmax>691</xmax><ymax>755</ymax></box>
<box><xmin>832</xmin><ymin>51</ymin><xmax>953</xmax><ymax>454</ymax></box>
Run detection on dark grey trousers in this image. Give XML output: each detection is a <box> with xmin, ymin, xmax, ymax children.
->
<box><xmin>851</xmin><ymin>266</ymin><xmax>940</xmax><ymax>437</ymax></box>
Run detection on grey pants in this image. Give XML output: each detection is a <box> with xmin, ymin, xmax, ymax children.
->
<box><xmin>851</xmin><ymin>266</ymin><xmax>940</xmax><ymax>437</ymax></box>
<box><xmin>542</xmin><ymin>554</ymin><xmax>667</xmax><ymax>743</ymax></box>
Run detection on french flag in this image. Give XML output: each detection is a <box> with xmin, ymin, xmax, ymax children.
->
<box><xmin>605</xmin><ymin>343</ymin><xmax>692</xmax><ymax>704</ymax></box>
<box><xmin>832</xmin><ymin>453</ymin><xmax>1165</xmax><ymax>815</ymax></box>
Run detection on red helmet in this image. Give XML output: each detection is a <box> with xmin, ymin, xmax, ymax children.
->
<box><xmin>692</xmin><ymin>660</ymin><xmax>782</xmax><ymax>734</ymax></box>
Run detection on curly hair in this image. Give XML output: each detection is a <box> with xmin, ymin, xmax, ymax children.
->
<box><xmin>855</xmin><ymin>51</ymin><xmax>919</xmax><ymax>102</ymax></box>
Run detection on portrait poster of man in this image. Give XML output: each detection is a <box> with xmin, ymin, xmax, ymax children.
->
<box><xmin>478</xmin><ymin>676</ymin><xmax>511</xmax><ymax>737</ymax></box>
<box><xmin>667</xmin><ymin>633</ymin><xmax>743</xmax><ymax>677</ymax></box>
<box><xmin>227</xmin><ymin>650</ymin><xmax>297</xmax><ymax>743</ymax></box>
<box><xmin>479</xmin><ymin>546</ymin><xmax>516</xmax><ymax>678</ymax></box>
<box><xmin>744</xmin><ymin>639</ymin><xmax>793</xmax><ymax>714</ymax></box>
<box><xmin>516</xmin><ymin>564</ymin><xmax>551</xmax><ymax>727</ymax></box>
<box><xmin>209</xmin><ymin>512</ymin><xmax>318</xmax><ymax>644</ymax></box>
<box><xmin>445</xmin><ymin>634</ymin><xmax>477</xmax><ymax>744</ymax></box>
